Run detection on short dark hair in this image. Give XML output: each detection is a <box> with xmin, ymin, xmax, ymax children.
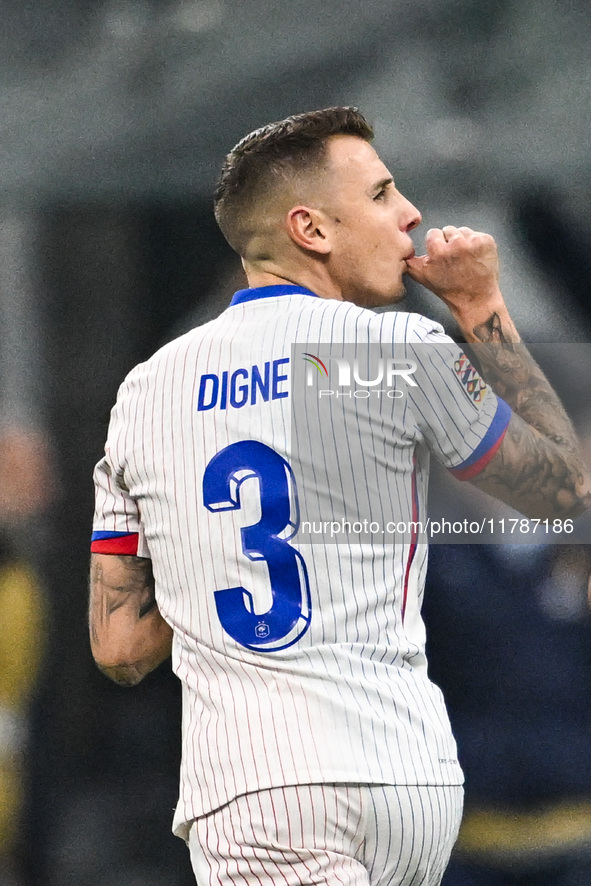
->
<box><xmin>213</xmin><ymin>106</ymin><xmax>374</xmax><ymax>254</ymax></box>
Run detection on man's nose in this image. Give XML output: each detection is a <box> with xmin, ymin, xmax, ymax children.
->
<box><xmin>403</xmin><ymin>201</ymin><xmax>422</xmax><ymax>232</ymax></box>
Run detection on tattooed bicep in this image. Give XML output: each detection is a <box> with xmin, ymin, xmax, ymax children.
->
<box><xmin>91</xmin><ymin>553</ymin><xmax>153</xmax><ymax>585</ymax></box>
<box><xmin>468</xmin><ymin>412</ymin><xmax>586</xmax><ymax>519</ymax></box>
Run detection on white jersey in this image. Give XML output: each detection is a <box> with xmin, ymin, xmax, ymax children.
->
<box><xmin>91</xmin><ymin>285</ymin><xmax>510</xmax><ymax>838</ymax></box>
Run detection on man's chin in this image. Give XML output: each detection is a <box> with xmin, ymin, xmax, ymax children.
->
<box><xmin>368</xmin><ymin>284</ymin><xmax>407</xmax><ymax>309</ymax></box>
<box><xmin>342</xmin><ymin>280</ymin><xmax>406</xmax><ymax>309</ymax></box>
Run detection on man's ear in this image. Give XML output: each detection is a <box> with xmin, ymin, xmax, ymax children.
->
<box><xmin>285</xmin><ymin>206</ymin><xmax>332</xmax><ymax>255</ymax></box>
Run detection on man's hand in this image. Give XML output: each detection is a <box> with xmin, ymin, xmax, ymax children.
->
<box><xmin>405</xmin><ymin>226</ymin><xmax>519</xmax><ymax>343</ymax></box>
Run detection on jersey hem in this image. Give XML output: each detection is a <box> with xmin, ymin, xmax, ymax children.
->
<box><xmin>172</xmin><ymin>768</ymin><xmax>465</xmax><ymax>839</ymax></box>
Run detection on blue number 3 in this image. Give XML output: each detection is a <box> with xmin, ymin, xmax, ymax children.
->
<box><xmin>202</xmin><ymin>441</ymin><xmax>312</xmax><ymax>651</ymax></box>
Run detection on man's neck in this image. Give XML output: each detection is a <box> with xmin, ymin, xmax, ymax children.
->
<box><xmin>244</xmin><ymin>268</ymin><xmax>344</xmax><ymax>301</ymax></box>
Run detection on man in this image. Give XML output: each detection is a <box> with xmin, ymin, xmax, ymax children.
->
<box><xmin>89</xmin><ymin>107</ymin><xmax>589</xmax><ymax>885</ymax></box>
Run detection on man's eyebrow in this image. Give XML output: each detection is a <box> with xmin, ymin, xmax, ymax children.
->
<box><xmin>372</xmin><ymin>176</ymin><xmax>394</xmax><ymax>192</ymax></box>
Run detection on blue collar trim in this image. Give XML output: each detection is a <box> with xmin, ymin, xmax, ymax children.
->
<box><xmin>230</xmin><ymin>284</ymin><xmax>319</xmax><ymax>305</ymax></box>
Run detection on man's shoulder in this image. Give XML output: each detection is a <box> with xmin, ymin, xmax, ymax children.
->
<box><xmin>365</xmin><ymin>309</ymin><xmax>447</xmax><ymax>344</ymax></box>
<box><xmin>113</xmin><ymin>320</ymin><xmax>218</xmax><ymax>400</ymax></box>
<box><xmin>136</xmin><ymin>316</ymin><xmax>224</xmax><ymax>372</ymax></box>
<box><xmin>303</xmin><ymin>298</ymin><xmax>447</xmax><ymax>342</ymax></box>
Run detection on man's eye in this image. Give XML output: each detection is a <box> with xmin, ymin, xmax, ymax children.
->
<box><xmin>374</xmin><ymin>189</ymin><xmax>386</xmax><ymax>201</ymax></box>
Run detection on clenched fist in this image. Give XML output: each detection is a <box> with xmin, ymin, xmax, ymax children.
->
<box><xmin>405</xmin><ymin>226</ymin><xmax>518</xmax><ymax>343</ymax></box>
<box><xmin>406</xmin><ymin>226</ymin><xmax>500</xmax><ymax>305</ymax></box>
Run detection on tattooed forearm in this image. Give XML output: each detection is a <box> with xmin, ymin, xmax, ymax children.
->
<box><xmin>473</xmin><ymin>412</ymin><xmax>588</xmax><ymax>519</ymax></box>
<box><xmin>407</xmin><ymin>225</ymin><xmax>590</xmax><ymax>517</ymax></box>
<box><xmin>89</xmin><ymin>553</ymin><xmax>172</xmax><ymax>687</ymax></box>
<box><xmin>460</xmin><ymin>312</ymin><xmax>590</xmax><ymax>519</ymax></box>
<box><xmin>467</xmin><ymin>330</ymin><xmax>581</xmax><ymax>463</ymax></box>
<box><xmin>473</xmin><ymin>312</ymin><xmax>510</xmax><ymax>345</ymax></box>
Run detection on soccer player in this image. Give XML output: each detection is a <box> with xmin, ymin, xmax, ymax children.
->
<box><xmin>89</xmin><ymin>108</ymin><xmax>590</xmax><ymax>885</ymax></box>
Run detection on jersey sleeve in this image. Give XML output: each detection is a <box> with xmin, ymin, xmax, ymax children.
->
<box><xmin>91</xmin><ymin>455</ymin><xmax>141</xmax><ymax>555</ymax></box>
<box><xmin>400</xmin><ymin>318</ymin><xmax>511</xmax><ymax>480</ymax></box>
<box><xmin>91</xmin><ymin>374</ymin><xmax>150</xmax><ymax>558</ymax></box>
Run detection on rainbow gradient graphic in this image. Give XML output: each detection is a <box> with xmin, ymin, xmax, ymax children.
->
<box><xmin>302</xmin><ymin>352</ymin><xmax>328</xmax><ymax>379</ymax></box>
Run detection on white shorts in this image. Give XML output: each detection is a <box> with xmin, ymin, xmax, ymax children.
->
<box><xmin>188</xmin><ymin>783</ymin><xmax>463</xmax><ymax>886</ymax></box>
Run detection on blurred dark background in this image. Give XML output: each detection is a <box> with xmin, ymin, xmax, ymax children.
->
<box><xmin>0</xmin><ymin>2</ymin><xmax>590</xmax><ymax>884</ymax></box>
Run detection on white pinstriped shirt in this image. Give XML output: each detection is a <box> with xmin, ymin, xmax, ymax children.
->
<box><xmin>92</xmin><ymin>285</ymin><xmax>510</xmax><ymax>836</ymax></box>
